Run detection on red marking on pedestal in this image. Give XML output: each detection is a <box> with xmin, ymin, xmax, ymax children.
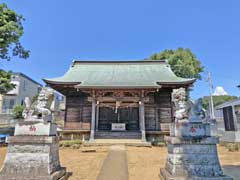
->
<box><xmin>29</xmin><ymin>125</ymin><xmax>36</xmax><ymax>132</ymax></box>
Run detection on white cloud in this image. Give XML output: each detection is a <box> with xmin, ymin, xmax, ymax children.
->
<box><xmin>213</xmin><ymin>86</ymin><xmax>228</xmax><ymax>96</ymax></box>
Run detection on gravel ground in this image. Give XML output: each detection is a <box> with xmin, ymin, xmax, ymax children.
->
<box><xmin>127</xmin><ymin>146</ymin><xmax>166</xmax><ymax>180</ymax></box>
<box><xmin>0</xmin><ymin>146</ymin><xmax>108</xmax><ymax>180</ymax></box>
<box><xmin>0</xmin><ymin>145</ymin><xmax>240</xmax><ymax>180</ymax></box>
<box><xmin>127</xmin><ymin>145</ymin><xmax>240</xmax><ymax>180</ymax></box>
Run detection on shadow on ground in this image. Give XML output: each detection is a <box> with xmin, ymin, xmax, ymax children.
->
<box><xmin>64</xmin><ymin>172</ymin><xmax>73</xmax><ymax>179</ymax></box>
<box><xmin>222</xmin><ymin>165</ymin><xmax>240</xmax><ymax>180</ymax></box>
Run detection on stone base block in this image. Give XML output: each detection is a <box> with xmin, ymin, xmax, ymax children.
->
<box><xmin>0</xmin><ymin>136</ymin><xmax>66</xmax><ymax>180</ymax></box>
<box><xmin>160</xmin><ymin>136</ymin><xmax>233</xmax><ymax>180</ymax></box>
<box><xmin>0</xmin><ymin>168</ymin><xmax>66</xmax><ymax>180</ymax></box>
<box><xmin>160</xmin><ymin>168</ymin><xmax>233</xmax><ymax>180</ymax></box>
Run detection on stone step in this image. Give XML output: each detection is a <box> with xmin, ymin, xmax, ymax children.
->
<box><xmin>95</xmin><ymin>131</ymin><xmax>141</xmax><ymax>139</ymax></box>
<box><xmin>84</xmin><ymin>139</ymin><xmax>152</xmax><ymax>147</ymax></box>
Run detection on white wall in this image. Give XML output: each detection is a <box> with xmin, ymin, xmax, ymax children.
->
<box><xmin>0</xmin><ymin>74</ymin><xmax>41</xmax><ymax>113</ymax></box>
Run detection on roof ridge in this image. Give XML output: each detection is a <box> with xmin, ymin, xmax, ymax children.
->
<box><xmin>71</xmin><ymin>60</ymin><xmax>167</xmax><ymax>66</ymax></box>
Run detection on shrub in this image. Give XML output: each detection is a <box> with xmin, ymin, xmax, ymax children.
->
<box><xmin>72</xmin><ymin>144</ymin><xmax>81</xmax><ymax>149</ymax></box>
<box><xmin>151</xmin><ymin>139</ymin><xmax>166</xmax><ymax>147</ymax></box>
<box><xmin>222</xmin><ymin>143</ymin><xmax>240</xmax><ymax>152</ymax></box>
<box><xmin>12</xmin><ymin>105</ymin><xmax>24</xmax><ymax>119</ymax></box>
<box><xmin>226</xmin><ymin>143</ymin><xmax>239</xmax><ymax>152</ymax></box>
<box><xmin>59</xmin><ymin>139</ymin><xmax>82</xmax><ymax>148</ymax></box>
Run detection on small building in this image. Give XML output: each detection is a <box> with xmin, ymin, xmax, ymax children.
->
<box><xmin>44</xmin><ymin>60</ymin><xmax>195</xmax><ymax>141</ymax></box>
<box><xmin>215</xmin><ymin>98</ymin><xmax>240</xmax><ymax>142</ymax></box>
<box><xmin>0</xmin><ymin>72</ymin><xmax>42</xmax><ymax>114</ymax></box>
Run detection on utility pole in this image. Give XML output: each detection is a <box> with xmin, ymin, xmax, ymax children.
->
<box><xmin>207</xmin><ymin>72</ymin><xmax>215</xmax><ymax>119</ymax></box>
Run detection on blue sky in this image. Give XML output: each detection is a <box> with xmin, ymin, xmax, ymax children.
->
<box><xmin>1</xmin><ymin>0</ymin><xmax>240</xmax><ymax>99</ymax></box>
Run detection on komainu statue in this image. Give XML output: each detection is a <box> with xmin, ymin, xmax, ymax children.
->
<box><xmin>171</xmin><ymin>87</ymin><xmax>188</xmax><ymax>121</ymax></box>
<box><xmin>188</xmin><ymin>99</ymin><xmax>206</xmax><ymax>122</ymax></box>
<box><xmin>22</xmin><ymin>87</ymin><xmax>54</xmax><ymax>122</ymax></box>
<box><xmin>0</xmin><ymin>87</ymin><xmax>66</xmax><ymax>180</ymax></box>
<box><xmin>161</xmin><ymin>87</ymin><xmax>233</xmax><ymax>180</ymax></box>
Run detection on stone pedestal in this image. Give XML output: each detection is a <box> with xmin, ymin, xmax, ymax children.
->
<box><xmin>0</xmin><ymin>121</ymin><xmax>66</xmax><ymax>180</ymax></box>
<box><xmin>160</xmin><ymin>122</ymin><xmax>233</xmax><ymax>180</ymax></box>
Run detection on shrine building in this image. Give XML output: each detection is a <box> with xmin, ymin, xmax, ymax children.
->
<box><xmin>43</xmin><ymin>60</ymin><xmax>195</xmax><ymax>141</ymax></box>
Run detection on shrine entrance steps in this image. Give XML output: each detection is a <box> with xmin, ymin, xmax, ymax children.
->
<box><xmin>84</xmin><ymin>131</ymin><xmax>151</xmax><ymax>147</ymax></box>
<box><xmin>95</xmin><ymin>131</ymin><xmax>141</xmax><ymax>139</ymax></box>
<box><xmin>84</xmin><ymin>139</ymin><xmax>151</xmax><ymax>147</ymax></box>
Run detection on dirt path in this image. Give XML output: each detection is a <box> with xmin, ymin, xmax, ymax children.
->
<box><xmin>97</xmin><ymin>145</ymin><xmax>128</xmax><ymax>180</ymax></box>
<box><xmin>60</xmin><ymin>147</ymin><xmax>108</xmax><ymax>180</ymax></box>
<box><xmin>1</xmin><ymin>145</ymin><xmax>240</xmax><ymax>180</ymax></box>
<box><xmin>217</xmin><ymin>145</ymin><xmax>240</xmax><ymax>180</ymax></box>
<box><xmin>127</xmin><ymin>146</ymin><xmax>166</xmax><ymax>180</ymax></box>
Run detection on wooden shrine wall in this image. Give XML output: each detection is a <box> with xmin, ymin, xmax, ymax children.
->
<box><xmin>65</xmin><ymin>95</ymin><xmax>91</xmax><ymax>130</ymax></box>
<box><xmin>63</xmin><ymin>88</ymin><xmax>174</xmax><ymax>131</ymax></box>
<box><xmin>145</xmin><ymin>88</ymin><xmax>173</xmax><ymax>131</ymax></box>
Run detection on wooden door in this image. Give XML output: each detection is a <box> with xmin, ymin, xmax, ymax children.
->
<box><xmin>98</xmin><ymin>107</ymin><xmax>139</xmax><ymax>131</ymax></box>
<box><xmin>127</xmin><ymin>107</ymin><xmax>139</xmax><ymax>131</ymax></box>
<box><xmin>98</xmin><ymin>107</ymin><xmax>117</xmax><ymax>130</ymax></box>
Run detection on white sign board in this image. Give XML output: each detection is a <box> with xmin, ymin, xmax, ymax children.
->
<box><xmin>111</xmin><ymin>123</ymin><xmax>126</xmax><ymax>131</ymax></box>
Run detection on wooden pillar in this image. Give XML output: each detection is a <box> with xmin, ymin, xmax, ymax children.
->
<box><xmin>90</xmin><ymin>91</ymin><xmax>96</xmax><ymax>141</ymax></box>
<box><xmin>96</xmin><ymin>104</ymin><xmax>99</xmax><ymax>131</ymax></box>
<box><xmin>139</xmin><ymin>90</ymin><xmax>146</xmax><ymax>142</ymax></box>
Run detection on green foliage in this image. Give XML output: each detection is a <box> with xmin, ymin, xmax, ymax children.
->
<box><xmin>12</xmin><ymin>105</ymin><xmax>24</xmax><ymax>119</ymax></box>
<box><xmin>59</xmin><ymin>139</ymin><xmax>82</xmax><ymax>148</ymax></box>
<box><xmin>0</xmin><ymin>3</ymin><xmax>29</xmax><ymax>94</ymax></box>
<box><xmin>149</xmin><ymin>48</ymin><xmax>204</xmax><ymax>80</ymax></box>
<box><xmin>151</xmin><ymin>140</ymin><xmax>166</xmax><ymax>147</ymax></box>
<box><xmin>0</xmin><ymin>70</ymin><xmax>15</xmax><ymax>94</ymax></box>
<box><xmin>0</xmin><ymin>3</ymin><xmax>29</xmax><ymax>60</ymax></box>
<box><xmin>201</xmin><ymin>95</ymin><xmax>238</xmax><ymax>110</ymax></box>
<box><xmin>220</xmin><ymin>142</ymin><xmax>240</xmax><ymax>152</ymax></box>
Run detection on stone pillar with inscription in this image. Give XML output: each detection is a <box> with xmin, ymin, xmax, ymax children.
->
<box><xmin>160</xmin><ymin>88</ymin><xmax>232</xmax><ymax>180</ymax></box>
<box><xmin>0</xmin><ymin>88</ymin><xmax>66</xmax><ymax>180</ymax></box>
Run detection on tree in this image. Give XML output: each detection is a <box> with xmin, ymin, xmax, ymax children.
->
<box><xmin>0</xmin><ymin>70</ymin><xmax>15</xmax><ymax>94</ymax></box>
<box><xmin>201</xmin><ymin>95</ymin><xmax>238</xmax><ymax>110</ymax></box>
<box><xmin>0</xmin><ymin>3</ymin><xmax>29</xmax><ymax>94</ymax></box>
<box><xmin>149</xmin><ymin>48</ymin><xmax>204</xmax><ymax>80</ymax></box>
<box><xmin>0</xmin><ymin>3</ymin><xmax>29</xmax><ymax>60</ymax></box>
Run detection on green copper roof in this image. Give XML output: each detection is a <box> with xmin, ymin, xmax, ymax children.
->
<box><xmin>43</xmin><ymin>60</ymin><xmax>195</xmax><ymax>88</ymax></box>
